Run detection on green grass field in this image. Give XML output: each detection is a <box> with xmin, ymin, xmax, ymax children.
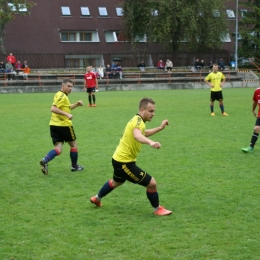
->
<box><xmin>1</xmin><ymin>88</ymin><xmax>260</xmax><ymax>260</ymax></box>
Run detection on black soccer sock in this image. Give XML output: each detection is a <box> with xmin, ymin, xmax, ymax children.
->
<box><xmin>88</xmin><ymin>96</ymin><xmax>92</xmax><ymax>104</ymax></box>
<box><xmin>250</xmin><ymin>132</ymin><xmax>259</xmax><ymax>147</ymax></box>
<box><xmin>92</xmin><ymin>95</ymin><xmax>96</xmax><ymax>104</ymax></box>
<box><xmin>210</xmin><ymin>105</ymin><xmax>214</xmax><ymax>113</ymax></box>
<box><xmin>220</xmin><ymin>104</ymin><xmax>224</xmax><ymax>113</ymax></box>
<box><xmin>70</xmin><ymin>147</ymin><xmax>78</xmax><ymax>167</ymax></box>
<box><xmin>146</xmin><ymin>189</ymin><xmax>159</xmax><ymax>208</ymax></box>
<box><xmin>98</xmin><ymin>180</ymin><xmax>114</xmax><ymax>198</ymax></box>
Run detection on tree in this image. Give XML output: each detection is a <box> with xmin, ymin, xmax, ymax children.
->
<box><xmin>121</xmin><ymin>0</ymin><xmax>227</xmax><ymax>52</ymax></box>
<box><xmin>0</xmin><ymin>0</ymin><xmax>35</xmax><ymax>54</ymax></box>
<box><xmin>239</xmin><ymin>0</ymin><xmax>260</xmax><ymax>59</ymax></box>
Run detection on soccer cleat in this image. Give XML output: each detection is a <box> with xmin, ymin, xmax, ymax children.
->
<box><xmin>154</xmin><ymin>206</ymin><xmax>172</xmax><ymax>216</ymax></box>
<box><xmin>92</xmin><ymin>104</ymin><xmax>96</xmax><ymax>107</ymax></box>
<box><xmin>71</xmin><ymin>165</ymin><xmax>84</xmax><ymax>172</ymax></box>
<box><xmin>211</xmin><ymin>112</ymin><xmax>215</xmax><ymax>116</ymax></box>
<box><xmin>87</xmin><ymin>104</ymin><xmax>92</xmax><ymax>107</ymax></box>
<box><xmin>90</xmin><ymin>196</ymin><xmax>102</xmax><ymax>207</ymax></box>
<box><xmin>242</xmin><ymin>146</ymin><xmax>254</xmax><ymax>153</ymax></box>
<box><xmin>222</xmin><ymin>112</ymin><xmax>229</xmax><ymax>116</ymax></box>
<box><xmin>40</xmin><ymin>158</ymin><xmax>48</xmax><ymax>175</ymax></box>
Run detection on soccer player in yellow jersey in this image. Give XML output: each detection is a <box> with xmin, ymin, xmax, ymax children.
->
<box><xmin>90</xmin><ymin>98</ymin><xmax>172</xmax><ymax>216</ymax></box>
<box><xmin>39</xmin><ymin>79</ymin><xmax>84</xmax><ymax>175</ymax></box>
<box><xmin>204</xmin><ymin>64</ymin><xmax>228</xmax><ymax>116</ymax></box>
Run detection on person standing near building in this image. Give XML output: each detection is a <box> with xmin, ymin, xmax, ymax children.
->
<box><xmin>204</xmin><ymin>64</ymin><xmax>228</xmax><ymax>116</ymax></box>
<box><xmin>90</xmin><ymin>97</ymin><xmax>172</xmax><ymax>216</ymax></box>
<box><xmin>39</xmin><ymin>79</ymin><xmax>84</xmax><ymax>175</ymax></box>
<box><xmin>6</xmin><ymin>53</ymin><xmax>16</xmax><ymax>67</ymax></box>
<box><xmin>84</xmin><ymin>66</ymin><xmax>98</xmax><ymax>107</ymax></box>
<box><xmin>242</xmin><ymin>87</ymin><xmax>260</xmax><ymax>153</ymax></box>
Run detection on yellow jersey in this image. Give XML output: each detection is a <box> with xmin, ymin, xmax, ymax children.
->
<box><xmin>205</xmin><ymin>72</ymin><xmax>225</xmax><ymax>92</ymax></box>
<box><xmin>49</xmin><ymin>91</ymin><xmax>72</xmax><ymax>126</ymax></box>
<box><xmin>113</xmin><ymin>114</ymin><xmax>145</xmax><ymax>162</ymax></box>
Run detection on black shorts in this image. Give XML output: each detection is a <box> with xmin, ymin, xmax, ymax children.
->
<box><xmin>210</xmin><ymin>91</ymin><xmax>223</xmax><ymax>101</ymax></box>
<box><xmin>112</xmin><ymin>158</ymin><xmax>152</xmax><ymax>187</ymax></box>
<box><xmin>255</xmin><ymin>117</ymin><xmax>260</xmax><ymax>126</ymax></box>
<box><xmin>50</xmin><ymin>125</ymin><xmax>76</xmax><ymax>145</ymax></box>
<box><xmin>166</xmin><ymin>67</ymin><xmax>172</xmax><ymax>70</ymax></box>
<box><xmin>86</xmin><ymin>87</ymin><xmax>96</xmax><ymax>93</ymax></box>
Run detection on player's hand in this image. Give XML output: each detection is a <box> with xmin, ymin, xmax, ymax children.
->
<box><xmin>77</xmin><ymin>100</ymin><xmax>83</xmax><ymax>106</ymax></box>
<box><xmin>253</xmin><ymin>111</ymin><xmax>257</xmax><ymax>118</ymax></box>
<box><xmin>160</xmin><ymin>120</ymin><xmax>169</xmax><ymax>130</ymax></box>
<box><xmin>67</xmin><ymin>114</ymin><xmax>73</xmax><ymax>120</ymax></box>
<box><xmin>150</xmin><ymin>142</ymin><xmax>161</xmax><ymax>149</ymax></box>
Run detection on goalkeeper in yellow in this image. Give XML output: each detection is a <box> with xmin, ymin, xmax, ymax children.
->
<box><xmin>204</xmin><ymin>64</ymin><xmax>228</xmax><ymax>116</ymax></box>
<box><xmin>90</xmin><ymin>98</ymin><xmax>172</xmax><ymax>216</ymax></box>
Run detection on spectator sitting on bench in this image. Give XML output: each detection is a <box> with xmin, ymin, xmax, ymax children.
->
<box><xmin>105</xmin><ymin>64</ymin><xmax>112</xmax><ymax>79</ymax></box>
<box><xmin>137</xmin><ymin>60</ymin><xmax>145</xmax><ymax>73</ymax></box>
<box><xmin>5</xmin><ymin>60</ymin><xmax>14</xmax><ymax>80</ymax></box>
<box><xmin>116</xmin><ymin>63</ymin><xmax>123</xmax><ymax>79</ymax></box>
<box><xmin>0</xmin><ymin>61</ymin><xmax>5</xmax><ymax>73</ymax></box>
<box><xmin>15</xmin><ymin>61</ymin><xmax>23</xmax><ymax>75</ymax></box>
<box><xmin>194</xmin><ymin>58</ymin><xmax>201</xmax><ymax>72</ymax></box>
<box><xmin>98</xmin><ymin>65</ymin><xmax>104</xmax><ymax>79</ymax></box>
<box><xmin>157</xmin><ymin>59</ymin><xmax>164</xmax><ymax>72</ymax></box>
<box><xmin>218</xmin><ymin>58</ymin><xmax>225</xmax><ymax>71</ymax></box>
<box><xmin>23</xmin><ymin>65</ymin><xmax>31</xmax><ymax>80</ymax></box>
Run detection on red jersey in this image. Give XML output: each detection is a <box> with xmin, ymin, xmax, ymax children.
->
<box><xmin>84</xmin><ymin>72</ymin><xmax>97</xmax><ymax>88</ymax></box>
<box><xmin>253</xmin><ymin>87</ymin><xmax>260</xmax><ymax>117</ymax></box>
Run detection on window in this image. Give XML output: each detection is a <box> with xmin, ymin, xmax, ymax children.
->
<box><xmin>81</xmin><ymin>7</ymin><xmax>90</xmax><ymax>16</ymax></box>
<box><xmin>226</xmin><ymin>9</ymin><xmax>235</xmax><ymax>18</ymax></box>
<box><xmin>61</xmin><ymin>33</ymin><xmax>76</xmax><ymax>41</ymax></box>
<box><xmin>240</xmin><ymin>9</ymin><xmax>247</xmax><ymax>18</ymax></box>
<box><xmin>213</xmin><ymin>10</ymin><xmax>220</xmax><ymax>17</ymax></box>
<box><xmin>116</xmin><ymin>7</ymin><xmax>123</xmax><ymax>16</ymax></box>
<box><xmin>61</xmin><ymin>6</ymin><xmax>71</xmax><ymax>16</ymax></box>
<box><xmin>151</xmin><ymin>10</ymin><xmax>158</xmax><ymax>16</ymax></box>
<box><xmin>61</xmin><ymin>31</ymin><xmax>99</xmax><ymax>42</ymax></box>
<box><xmin>80</xmin><ymin>32</ymin><xmax>92</xmax><ymax>41</ymax></box>
<box><xmin>98</xmin><ymin>7</ymin><xmax>108</xmax><ymax>16</ymax></box>
<box><xmin>8</xmin><ymin>3</ymin><xmax>27</xmax><ymax>12</ymax></box>
<box><xmin>221</xmin><ymin>33</ymin><xmax>231</xmax><ymax>42</ymax></box>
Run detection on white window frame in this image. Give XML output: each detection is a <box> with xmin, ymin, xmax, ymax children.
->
<box><xmin>98</xmin><ymin>7</ymin><xmax>108</xmax><ymax>16</ymax></box>
<box><xmin>240</xmin><ymin>9</ymin><xmax>247</xmax><ymax>18</ymax></box>
<box><xmin>226</xmin><ymin>9</ymin><xmax>235</xmax><ymax>18</ymax></box>
<box><xmin>81</xmin><ymin>7</ymin><xmax>90</xmax><ymax>16</ymax></box>
<box><xmin>61</xmin><ymin>31</ymin><xmax>100</xmax><ymax>42</ymax></box>
<box><xmin>61</xmin><ymin>6</ymin><xmax>71</xmax><ymax>16</ymax></box>
<box><xmin>116</xmin><ymin>7</ymin><xmax>123</xmax><ymax>16</ymax></box>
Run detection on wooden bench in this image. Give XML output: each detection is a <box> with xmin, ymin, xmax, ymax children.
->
<box><xmin>0</xmin><ymin>73</ymin><xmax>7</xmax><ymax>86</ymax></box>
<box><xmin>26</xmin><ymin>75</ymin><xmax>43</xmax><ymax>86</ymax></box>
<box><xmin>123</xmin><ymin>74</ymin><xmax>140</xmax><ymax>84</ymax></box>
<box><xmin>56</xmin><ymin>75</ymin><xmax>76</xmax><ymax>86</ymax></box>
<box><xmin>155</xmin><ymin>73</ymin><xmax>172</xmax><ymax>83</ymax></box>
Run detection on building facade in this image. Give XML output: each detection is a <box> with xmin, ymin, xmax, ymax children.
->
<box><xmin>0</xmin><ymin>0</ymin><xmax>246</xmax><ymax>68</ymax></box>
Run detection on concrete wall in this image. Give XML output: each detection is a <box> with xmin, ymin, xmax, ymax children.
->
<box><xmin>0</xmin><ymin>81</ymin><xmax>258</xmax><ymax>94</ymax></box>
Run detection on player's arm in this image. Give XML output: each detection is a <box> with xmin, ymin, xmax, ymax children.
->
<box><xmin>145</xmin><ymin>120</ymin><xmax>169</xmax><ymax>137</ymax></box>
<box><xmin>252</xmin><ymin>100</ymin><xmax>257</xmax><ymax>117</ymax></box>
<box><xmin>51</xmin><ymin>105</ymin><xmax>73</xmax><ymax>120</ymax></box>
<box><xmin>204</xmin><ymin>76</ymin><xmax>213</xmax><ymax>88</ymax></box>
<box><xmin>95</xmin><ymin>77</ymin><xmax>98</xmax><ymax>89</ymax></box>
<box><xmin>70</xmin><ymin>100</ymin><xmax>83</xmax><ymax>110</ymax></box>
<box><xmin>84</xmin><ymin>79</ymin><xmax>86</xmax><ymax>90</ymax></box>
<box><xmin>133</xmin><ymin>128</ymin><xmax>161</xmax><ymax>149</ymax></box>
<box><xmin>220</xmin><ymin>75</ymin><xmax>226</xmax><ymax>86</ymax></box>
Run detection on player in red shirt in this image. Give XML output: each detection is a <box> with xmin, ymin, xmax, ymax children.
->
<box><xmin>242</xmin><ymin>87</ymin><xmax>260</xmax><ymax>153</ymax></box>
<box><xmin>84</xmin><ymin>66</ymin><xmax>99</xmax><ymax>107</ymax></box>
